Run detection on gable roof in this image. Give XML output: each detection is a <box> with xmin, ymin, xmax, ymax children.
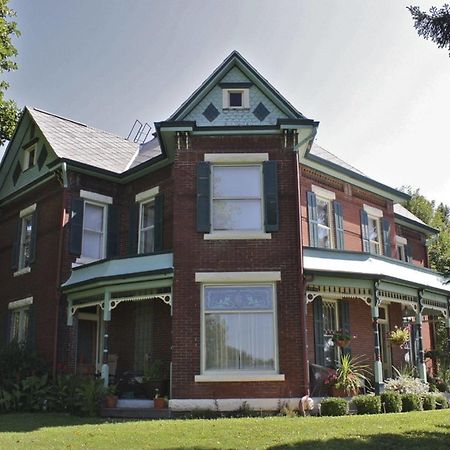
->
<box><xmin>28</xmin><ymin>107</ymin><xmax>140</xmax><ymax>173</ymax></box>
<box><xmin>168</xmin><ymin>51</ymin><xmax>308</xmax><ymax>122</ymax></box>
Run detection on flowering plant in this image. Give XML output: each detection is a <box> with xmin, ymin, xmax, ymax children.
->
<box><xmin>388</xmin><ymin>326</ymin><xmax>410</xmax><ymax>346</ymax></box>
<box><xmin>332</xmin><ymin>329</ymin><xmax>352</xmax><ymax>343</ymax></box>
<box><xmin>324</xmin><ymin>369</ymin><xmax>338</xmax><ymax>386</ymax></box>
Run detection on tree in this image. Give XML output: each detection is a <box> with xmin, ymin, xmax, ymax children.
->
<box><xmin>0</xmin><ymin>0</ymin><xmax>20</xmax><ymax>146</ymax></box>
<box><xmin>407</xmin><ymin>4</ymin><xmax>450</xmax><ymax>56</ymax></box>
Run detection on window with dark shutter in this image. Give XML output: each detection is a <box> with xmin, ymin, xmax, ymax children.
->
<box><xmin>107</xmin><ymin>205</ymin><xmax>119</xmax><ymax>258</ymax></box>
<box><xmin>197</xmin><ymin>161</ymin><xmax>211</xmax><ymax>233</ymax></box>
<box><xmin>307</xmin><ymin>191</ymin><xmax>319</xmax><ymax>247</ymax></box>
<box><xmin>333</xmin><ymin>200</ymin><xmax>344</xmax><ymax>250</ymax></box>
<box><xmin>29</xmin><ymin>210</ymin><xmax>38</xmax><ymax>264</ymax></box>
<box><xmin>360</xmin><ymin>209</ymin><xmax>370</xmax><ymax>252</ymax></box>
<box><xmin>69</xmin><ymin>198</ymin><xmax>84</xmax><ymax>256</ymax></box>
<box><xmin>381</xmin><ymin>218</ymin><xmax>391</xmax><ymax>257</ymax></box>
<box><xmin>128</xmin><ymin>203</ymin><xmax>139</xmax><ymax>255</ymax></box>
<box><xmin>263</xmin><ymin>160</ymin><xmax>279</xmax><ymax>232</ymax></box>
<box><xmin>11</xmin><ymin>218</ymin><xmax>21</xmax><ymax>271</ymax></box>
<box><xmin>154</xmin><ymin>193</ymin><xmax>164</xmax><ymax>251</ymax></box>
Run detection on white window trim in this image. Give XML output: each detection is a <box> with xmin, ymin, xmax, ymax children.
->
<box><xmin>20</xmin><ymin>203</ymin><xmax>37</xmax><ymax>218</ymax></box>
<box><xmin>76</xmin><ymin>200</ymin><xmax>108</xmax><ymax>264</ymax></box>
<box><xmin>195</xmin><ymin>271</ymin><xmax>281</xmax><ymax>283</ymax></box>
<box><xmin>222</xmin><ymin>88</ymin><xmax>250</xmax><ymax>109</ymax></box>
<box><xmin>23</xmin><ymin>144</ymin><xmax>38</xmax><ymax>171</ymax></box>
<box><xmin>135</xmin><ymin>186</ymin><xmax>159</xmax><ymax>203</ymax></box>
<box><xmin>204</xmin><ymin>230</ymin><xmax>271</xmax><ymax>240</ymax></box>
<box><xmin>80</xmin><ymin>190</ymin><xmax>113</xmax><ymax>205</ymax></box>
<box><xmin>204</xmin><ymin>153</ymin><xmax>269</xmax><ymax>163</ymax></box>
<box><xmin>312</xmin><ymin>184</ymin><xmax>336</xmax><ymax>201</ymax></box>
<box><xmin>367</xmin><ymin>214</ymin><xmax>382</xmax><ymax>255</ymax></box>
<box><xmin>13</xmin><ymin>267</ymin><xmax>31</xmax><ymax>277</ymax></box>
<box><xmin>198</xmin><ymin>280</ymin><xmax>282</xmax><ymax>382</ymax></box>
<box><xmin>396</xmin><ymin>235</ymin><xmax>407</xmax><ymax>246</ymax></box>
<box><xmin>315</xmin><ymin>195</ymin><xmax>335</xmax><ymax>249</ymax></box>
<box><xmin>363</xmin><ymin>204</ymin><xmax>383</xmax><ymax>218</ymax></box>
<box><xmin>8</xmin><ymin>297</ymin><xmax>33</xmax><ymax>310</ymax></box>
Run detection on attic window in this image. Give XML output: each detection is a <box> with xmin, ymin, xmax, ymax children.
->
<box><xmin>223</xmin><ymin>88</ymin><xmax>249</xmax><ymax>109</ymax></box>
<box><xmin>23</xmin><ymin>144</ymin><xmax>37</xmax><ymax>171</ymax></box>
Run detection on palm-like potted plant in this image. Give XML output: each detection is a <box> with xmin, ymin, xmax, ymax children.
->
<box><xmin>329</xmin><ymin>354</ymin><xmax>371</xmax><ymax>397</ymax></box>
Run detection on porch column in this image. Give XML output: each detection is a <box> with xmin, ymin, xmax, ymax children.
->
<box><xmin>372</xmin><ymin>280</ymin><xmax>384</xmax><ymax>394</ymax></box>
<box><xmin>100</xmin><ymin>290</ymin><xmax>111</xmax><ymax>388</ymax></box>
<box><xmin>416</xmin><ymin>290</ymin><xmax>427</xmax><ymax>382</ymax></box>
<box><xmin>67</xmin><ymin>297</ymin><xmax>73</xmax><ymax>326</ymax></box>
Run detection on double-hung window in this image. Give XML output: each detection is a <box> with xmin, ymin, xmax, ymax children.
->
<box><xmin>195</xmin><ymin>272</ymin><xmax>283</xmax><ymax>382</ymax></box>
<box><xmin>307</xmin><ymin>185</ymin><xmax>344</xmax><ymax>249</ymax></box>
<box><xmin>12</xmin><ymin>204</ymin><xmax>37</xmax><ymax>275</ymax></box>
<box><xmin>396</xmin><ymin>235</ymin><xmax>410</xmax><ymax>262</ymax></box>
<box><xmin>81</xmin><ymin>202</ymin><xmax>107</xmax><ymax>261</ymax></box>
<box><xmin>198</xmin><ymin>154</ymin><xmax>278</xmax><ymax>240</ymax></box>
<box><xmin>19</xmin><ymin>213</ymin><xmax>34</xmax><ymax>269</ymax></box>
<box><xmin>361</xmin><ymin>204</ymin><xmax>391</xmax><ymax>256</ymax></box>
<box><xmin>8</xmin><ymin>298</ymin><xmax>33</xmax><ymax>344</ymax></box>
<box><xmin>139</xmin><ymin>199</ymin><xmax>155</xmax><ymax>253</ymax></box>
<box><xmin>23</xmin><ymin>144</ymin><xmax>37</xmax><ymax>171</ymax></box>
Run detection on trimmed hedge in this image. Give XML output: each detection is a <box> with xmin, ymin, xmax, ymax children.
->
<box><xmin>320</xmin><ymin>398</ymin><xmax>348</xmax><ymax>416</ymax></box>
<box><xmin>422</xmin><ymin>393</ymin><xmax>436</xmax><ymax>410</ymax></box>
<box><xmin>352</xmin><ymin>395</ymin><xmax>381</xmax><ymax>415</ymax></box>
<box><xmin>380</xmin><ymin>391</ymin><xmax>402</xmax><ymax>413</ymax></box>
<box><xmin>401</xmin><ymin>393</ymin><xmax>422</xmax><ymax>412</ymax></box>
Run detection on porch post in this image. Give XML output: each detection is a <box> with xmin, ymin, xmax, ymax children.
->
<box><xmin>372</xmin><ymin>280</ymin><xmax>384</xmax><ymax>394</ymax></box>
<box><xmin>416</xmin><ymin>290</ymin><xmax>427</xmax><ymax>382</ymax></box>
<box><xmin>100</xmin><ymin>290</ymin><xmax>111</xmax><ymax>388</ymax></box>
<box><xmin>67</xmin><ymin>297</ymin><xmax>73</xmax><ymax>326</ymax></box>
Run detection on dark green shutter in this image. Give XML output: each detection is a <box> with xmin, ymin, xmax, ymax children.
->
<box><xmin>4</xmin><ymin>311</ymin><xmax>11</xmax><ymax>345</ymax></box>
<box><xmin>196</xmin><ymin>162</ymin><xmax>211</xmax><ymax>233</ymax></box>
<box><xmin>107</xmin><ymin>205</ymin><xmax>119</xmax><ymax>258</ymax></box>
<box><xmin>406</xmin><ymin>244</ymin><xmax>413</xmax><ymax>263</ymax></box>
<box><xmin>263</xmin><ymin>160</ymin><xmax>279</xmax><ymax>232</ymax></box>
<box><xmin>26</xmin><ymin>304</ymin><xmax>36</xmax><ymax>351</ymax></box>
<box><xmin>333</xmin><ymin>200</ymin><xmax>344</xmax><ymax>250</ymax></box>
<box><xmin>69</xmin><ymin>198</ymin><xmax>84</xmax><ymax>256</ymax></box>
<box><xmin>128</xmin><ymin>203</ymin><xmax>139</xmax><ymax>255</ymax></box>
<box><xmin>29</xmin><ymin>210</ymin><xmax>38</xmax><ymax>264</ymax></box>
<box><xmin>11</xmin><ymin>218</ymin><xmax>21</xmax><ymax>271</ymax></box>
<box><xmin>360</xmin><ymin>209</ymin><xmax>370</xmax><ymax>252</ymax></box>
<box><xmin>307</xmin><ymin>191</ymin><xmax>319</xmax><ymax>247</ymax></box>
<box><xmin>154</xmin><ymin>193</ymin><xmax>164</xmax><ymax>251</ymax></box>
<box><xmin>339</xmin><ymin>301</ymin><xmax>351</xmax><ymax>356</ymax></box>
<box><xmin>313</xmin><ymin>297</ymin><xmax>325</xmax><ymax>366</ymax></box>
<box><xmin>37</xmin><ymin>145</ymin><xmax>48</xmax><ymax>170</ymax></box>
<box><xmin>381</xmin><ymin>218</ymin><xmax>391</xmax><ymax>257</ymax></box>
<box><xmin>12</xmin><ymin>161</ymin><xmax>21</xmax><ymax>185</ymax></box>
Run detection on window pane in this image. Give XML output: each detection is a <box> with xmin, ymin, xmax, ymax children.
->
<box><xmin>204</xmin><ymin>286</ymin><xmax>273</xmax><ymax>311</ymax></box>
<box><xmin>213</xmin><ymin>166</ymin><xmax>261</xmax><ymax>198</ymax></box>
<box><xmin>84</xmin><ymin>204</ymin><xmax>104</xmax><ymax>231</ymax></box>
<box><xmin>318</xmin><ymin>226</ymin><xmax>331</xmax><ymax>249</ymax></box>
<box><xmin>142</xmin><ymin>201</ymin><xmax>155</xmax><ymax>228</ymax></box>
<box><xmin>369</xmin><ymin>218</ymin><xmax>379</xmax><ymax>242</ymax></box>
<box><xmin>82</xmin><ymin>230</ymin><xmax>103</xmax><ymax>259</ymax></box>
<box><xmin>140</xmin><ymin>229</ymin><xmax>154</xmax><ymax>253</ymax></box>
<box><xmin>316</xmin><ymin>198</ymin><xmax>330</xmax><ymax>226</ymax></box>
<box><xmin>205</xmin><ymin>313</ymin><xmax>274</xmax><ymax>371</ymax></box>
<box><xmin>20</xmin><ymin>215</ymin><xmax>33</xmax><ymax>268</ymax></box>
<box><xmin>213</xmin><ymin>199</ymin><xmax>262</xmax><ymax>230</ymax></box>
<box><xmin>10</xmin><ymin>311</ymin><xmax>20</xmax><ymax>341</ymax></box>
<box><xmin>323</xmin><ymin>301</ymin><xmax>337</xmax><ymax>368</ymax></box>
<box><xmin>229</xmin><ymin>92</ymin><xmax>243</xmax><ymax>107</ymax></box>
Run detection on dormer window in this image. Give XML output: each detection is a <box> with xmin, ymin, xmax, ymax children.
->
<box><xmin>23</xmin><ymin>144</ymin><xmax>37</xmax><ymax>171</ymax></box>
<box><xmin>222</xmin><ymin>88</ymin><xmax>249</xmax><ymax>109</ymax></box>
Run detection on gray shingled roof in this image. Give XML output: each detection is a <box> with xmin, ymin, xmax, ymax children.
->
<box><xmin>129</xmin><ymin>136</ymin><xmax>162</xmax><ymax>169</ymax></box>
<box><xmin>394</xmin><ymin>203</ymin><xmax>428</xmax><ymax>226</ymax></box>
<box><xmin>28</xmin><ymin>107</ymin><xmax>140</xmax><ymax>173</ymax></box>
<box><xmin>309</xmin><ymin>143</ymin><xmax>365</xmax><ymax>175</ymax></box>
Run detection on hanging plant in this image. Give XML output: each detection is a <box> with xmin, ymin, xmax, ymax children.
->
<box><xmin>388</xmin><ymin>326</ymin><xmax>410</xmax><ymax>347</ymax></box>
<box><xmin>332</xmin><ymin>329</ymin><xmax>352</xmax><ymax>348</ymax></box>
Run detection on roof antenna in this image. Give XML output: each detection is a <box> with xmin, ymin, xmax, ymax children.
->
<box><xmin>127</xmin><ymin>120</ymin><xmax>152</xmax><ymax>144</ymax></box>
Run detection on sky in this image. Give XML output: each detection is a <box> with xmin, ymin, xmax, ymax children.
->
<box><xmin>3</xmin><ymin>0</ymin><xmax>450</xmax><ymax>206</ymax></box>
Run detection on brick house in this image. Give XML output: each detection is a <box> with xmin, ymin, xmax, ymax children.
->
<box><xmin>1</xmin><ymin>51</ymin><xmax>449</xmax><ymax>412</ymax></box>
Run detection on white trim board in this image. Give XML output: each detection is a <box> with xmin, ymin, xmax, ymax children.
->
<box><xmin>195</xmin><ymin>271</ymin><xmax>281</xmax><ymax>283</ymax></box>
<box><xmin>8</xmin><ymin>297</ymin><xmax>33</xmax><ymax>310</ymax></box>
<box><xmin>80</xmin><ymin>190</ymin><xmax>113</xmax><ymax>205</ymax></box>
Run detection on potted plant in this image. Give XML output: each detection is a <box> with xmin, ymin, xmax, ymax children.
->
<box><xmin>143</xmin><ymin>359</ymin><xmax>166</xmax><ymax>398</ymax></box>
<box><xmin>104</xmin><ymin>384</ymin><xmax>118</xmax><ymax>408</ymax></box>
<box><xmin>332</xmin><ymin>329</ymin><xmax>352</xmax><ymax>348</ymax></box>
<box><xmin>328</xmin><ymin>354</ymin><xmax>370</xmax><ymax>397</ymax></box>
<box><xmin>153</xmin><ymin>388</ymin><xmax>168</xmax><ymax>409</ymax></box>
<box><xmin>388</xmin><ymin>326</ymin><xmax>410</xmax><ymax>347</ymax></box>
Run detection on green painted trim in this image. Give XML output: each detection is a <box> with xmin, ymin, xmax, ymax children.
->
<box><xmin>62</xmin><ymin>269</ymin><xmax>173</xmax><ymax>294</ymax></box>
<box><xmin>309</xmin><ymin>276</ymin><xmax>372</xmax><ymax>289</ymax></box>
<box><xmin>22</xmin><ymin>137</ymin><xmax>39</xmax><ymax>149</ymax></box>
<box><xmin>394</xmin><ymin>214</ymin><xmax>438</xmax><ymax>236</ymax></box>
<box><xmin>219</xmin><ymin>82</ymin><xmax>253</xmax><ymax>88</ymax></box>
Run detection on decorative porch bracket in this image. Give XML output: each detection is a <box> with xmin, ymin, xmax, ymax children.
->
<box><xmin>416</xmin><ymin>289</ymin><xmax>427</xmax><ymax>383</ymax></box>
<box><xmin>372</xmin><ymin>280</ymin><xmax>384</xmax><ymax>394</ymax></box>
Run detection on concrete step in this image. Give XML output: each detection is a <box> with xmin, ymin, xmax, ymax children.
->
<box><xmin>101</xmin><ymin>407</ymin><xmax>171</xmax><ymax>419</ymax></box>
<box><xmin>117</xmin><ymin>399</ymin><xmax>154</xmax><ymax>408</ymax></box>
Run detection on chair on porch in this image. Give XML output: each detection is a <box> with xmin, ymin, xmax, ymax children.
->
<box><xmin>309</xmin><ymin>363</ymin><xmax>332</xmax><ymax>397</ymax></box>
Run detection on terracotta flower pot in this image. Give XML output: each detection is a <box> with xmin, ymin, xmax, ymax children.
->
<box><xmin>154</xmin><ymin>397</ymin><xmax>167</xmax><ymax>409</ymax></box>
<box><xmin>104</xmin><ymin>395</ymin><xmax>118</xmax><ymax>408</ymax></box>
<box><xmin>336</xmin><ymin>339</ymin><xmax>351</xmax><ymax>348</ymax></box>
<box><xmin>330</xmin><ymin>386</ymin><xmax>357</xmax><ymax>397</ymax></box>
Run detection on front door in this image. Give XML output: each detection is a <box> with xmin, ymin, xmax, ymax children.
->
<box><xmin>77</xmin><ymin>309</ymin><xmax>102</xmax><ymax>375</ymax></box>
<box><xmin>378</xmin><ymin>305</ymin><xmax>392</xmax><ymax>380</ymax></box>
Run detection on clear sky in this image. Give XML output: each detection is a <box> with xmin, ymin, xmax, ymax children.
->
<box><xmin>3</xmin><ymin>0</ymin><xmax>450</xmax><ymax>206</ymax></box>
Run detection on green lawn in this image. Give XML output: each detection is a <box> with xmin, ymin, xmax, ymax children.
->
<box><xmin>0</xmin><ymin>410</ymin><xmax>449</xmax><ymax>449</ymax></box>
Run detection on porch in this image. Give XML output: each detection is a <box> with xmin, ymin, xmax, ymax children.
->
<box><xmin>304</xmin><ymin>247</ymin><xmax>450</xmax><ymax>395</ymax></box>
<box><xmin>61</xmin><ymin>252</ymin><xmax>173</xmax><ymax>404</ymax></box>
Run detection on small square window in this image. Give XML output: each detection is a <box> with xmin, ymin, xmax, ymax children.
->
<box><xmin>23</xmin><ymin>145</ymin><xmax>37</xmax><ymax>171</ymax></box>
<box><xmin>229</xmin><ymin>92</ymin><xmax>243</xmax><ymax>108</ymax></box>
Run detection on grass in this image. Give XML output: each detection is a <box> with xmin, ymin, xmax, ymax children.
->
<box><xmin>0</xmin><ymin>410</ymin><xmax>449</xmax><ymax>449</ymax></box>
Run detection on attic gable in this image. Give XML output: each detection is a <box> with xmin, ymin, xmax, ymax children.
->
<box><xmin>169</xmin><ymin>51</ymin><xmax>307</xmax><ymax>126</ymax></box>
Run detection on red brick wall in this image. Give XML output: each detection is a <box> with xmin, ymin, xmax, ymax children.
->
<box><xmin>171</xmin><ymin>135</ymin><xmax>305</xmax><ymax>399</ymax></box>
<box><xmin>396</xmin><ymin>224</ymin><xmax>429</xmax><ymax>268</ymax></box>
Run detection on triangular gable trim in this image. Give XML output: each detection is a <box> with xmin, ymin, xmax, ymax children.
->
<box><xmin>168</xmin><ymin>51</ymin><xmax>306</xmax><ymax>121</ymax></box>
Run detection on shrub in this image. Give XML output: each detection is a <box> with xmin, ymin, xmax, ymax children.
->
<box><xmin>435</xmin><ymin>393</ymin><xmax>449</xmax><ymax>409</ymax></box>
<box><xmin>401</xmin><ymin>393</ymin><xmax>422</xmax><ymax>412</ymax></box>
<box><xmin>422</xmin><ymin>393</ymin><xmax>436</xmax><ymax>410</ymax></box>
<box><xmin>320</xmin><ymin>398</ymin><xmax>348</xmax><ymax>416</ymax></box>
<box><xmin>380</xmin><ymin>391</ymin><xmax>402</xmax><ymax>413</ymax></box>
<box><xmin>352</xmin><ymin>394</ymin><xmax>381</xmax><ymax>415</ymax></box>
<box><xmin>384</xmin><ymin>374</ymin><xmax>429</xmax><ymax>395</ymax></box>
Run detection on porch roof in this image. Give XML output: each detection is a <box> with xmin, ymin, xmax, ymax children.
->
<box><xmin>61</xmin><ymin>252</ymin><xmax>173</xmax><ymax>292</ymax></box>
<box><xmin>303</xmin><ymin>247</ymin><xmax>450</xmax><ymax>296</ymax></box>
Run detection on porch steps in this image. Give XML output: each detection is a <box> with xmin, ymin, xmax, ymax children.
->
<box><xmin>101</xmin><ymin>399</ymin><xmax>171</xmax><ymax>419</ymax></box>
